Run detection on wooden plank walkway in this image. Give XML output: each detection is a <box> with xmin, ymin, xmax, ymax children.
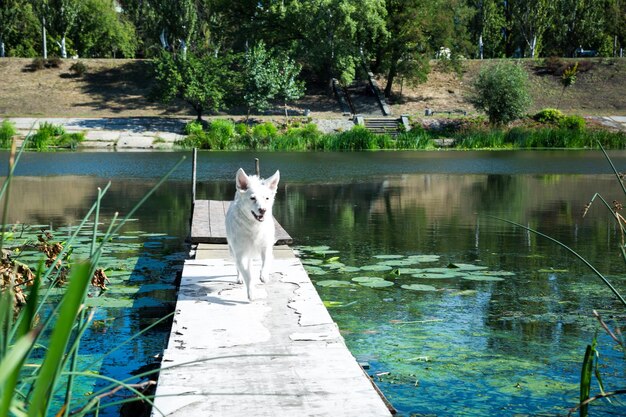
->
<box><xmin>151</xmin><ymin>202</ymin><xmax>392</xmax><ymax>416</ymax></box>
<box><xmin>190</xmin><ymin>200</ymin><xmax>292</xmax><ymax>245</ymax></box>
<box><xmin>152</xmin><ymin>245</ymin><xmax>392</xmax><ymax>416</ymax></box>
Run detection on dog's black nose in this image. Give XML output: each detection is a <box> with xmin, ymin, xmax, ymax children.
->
<box><xmin>258</xmin><ymin>208</ymin><xmax>266</xmax><ymax>215</ymax></box>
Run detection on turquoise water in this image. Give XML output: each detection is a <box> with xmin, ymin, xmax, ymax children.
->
<box><xmin>3</xmin><ymin>150</ymin><xmax>626</xmax><ymax>416</ymax></box>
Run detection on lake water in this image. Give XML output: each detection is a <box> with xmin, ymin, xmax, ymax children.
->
<box><xmin>3</xmin><ymin>150</ymin><xmax>626</xmax><ymax>416</ymax></box>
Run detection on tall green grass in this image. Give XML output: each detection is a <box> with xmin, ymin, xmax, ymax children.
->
<box><xmin>176</xmin><ymin>118</ymin><xmax>626</xmax><ymax>152</ymax></box>
<box><xmin>0</xmin><ymin>137</ymin><xmax>185</xmax><ymax>416</ymax></box>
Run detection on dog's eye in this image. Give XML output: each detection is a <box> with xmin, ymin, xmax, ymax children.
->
<box><xmin>250</xmin><ymin>196</ymin><xmax>256</xmax><ymax>201</ymax></box>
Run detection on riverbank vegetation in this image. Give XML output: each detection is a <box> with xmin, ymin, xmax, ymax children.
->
<box><xmin>172</xmin><ymin>111</ymin><xmax>626</xmax><ymax>151</ymax></box>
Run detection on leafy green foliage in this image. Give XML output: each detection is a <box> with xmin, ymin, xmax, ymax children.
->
<box><xmin>151</xmin><ymin>50</ymin><xmax>233</xmax><ymax>121</ymax></box>
<box><xmin>25</xmin><ymin>122</ymin><xmax>84</xmax><ymax>151</ymax></box>
<box><xmin>469</xmin><ymin>62</ymin><xmax>532</xmax><ymax>125</ymax></box>
<box><xmin>242</xmin><ymin>42</ymin><xmax>278</xmax><ymax>117</ymax></box>
<box><xmin>0</xmin><ymin>120</ymin><xmax>17</xmax><ymax>148</ymax></box>
<box><xmin>559</xmin><ymin>115</ymin><xmax>586</xmax><ymax>131</ymax></box>
<box><xmin>533</xmin><ymin>108</ymin><xmax>564</xmax><ymax>123</ymax></box>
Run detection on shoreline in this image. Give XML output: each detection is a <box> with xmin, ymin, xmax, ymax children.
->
<box><xmin>3</xmin><ymin>115</ymin><xmax>626</xmax><ymax>151</ymax></box>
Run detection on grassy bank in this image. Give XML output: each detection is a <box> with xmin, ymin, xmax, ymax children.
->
<box><xmin>175</xmin><ymin>116</ymin><xmax>626</xmax><ymax>151</ymax></box>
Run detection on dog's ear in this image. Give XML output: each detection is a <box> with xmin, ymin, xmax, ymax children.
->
<box><xmin>266</xmin><ymin>170</ymin><xmax>280</xmax><ymax>191</ymax></box>
<box><xmin>236</xmin><ymin>168</ymin><xmax>249</xmax><ymax>191</ymax></box>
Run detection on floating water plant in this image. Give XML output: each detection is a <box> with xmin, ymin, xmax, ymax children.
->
<box><xmin>400</xmin><ymin>284</ymin><xmax>438</xmax><ymax>292</ymax></box>
<box><xmin>315</xmin><ymin>280</ymin><xmax>354</xmax><ymax>288</ymax></box>
<box><xmin>351</xmin><ymin>276</ymin><xmax>394</xmax><ymax>288</ymax></box>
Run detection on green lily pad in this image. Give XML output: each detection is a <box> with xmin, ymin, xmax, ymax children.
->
<box><xmin>303</xmin><ymin>266</ymin><xmax>328</xmax><ymax>275</ymax></box>
<box><xmin>538</xmin><ymin>268</ymin><xmax>568</xmax><ymax>273</ymax></box>
<box><xmin>301</xmin><ymin>258</ymin><xmax>324</xmax><ymax>266</ymax></box>
<box><xmin>397</xmin><ymin>268</ymin><xmax>425</xmax><ymax>275</ymax></box>
<box><xmin>407</xmin><ymin>255</ymin><xmax>441</xmax><ymax>263</ymax></box>
<box><xmin>378</xmin><ymin>259</ymin><xmax>416</xmax><ymax>267</ymax></box>
<box><xmin>448</xmin><ymin>263</ymin><xmax>489</xmax><ymax>271</ymax></box>
<box><xmin>340</xmin><ymin>266</ymin><xmax>361</xmax><ymax>273</ymax></box>
<box><xmin>361</xmin><ymin>264</ymin><xmax>393</xmax><ymax>272</ymax></box>
<box><xmin>315</xmin><ymin>280</ymin><xmax>354</xmax><ymax>288</ymax></box>
<box><xmin>401</xmin><ymin>284</ymin><xmax>438</xmax><ymax>292</ymax></box>
<box><xmin>412</xmin><ymin>272</ymin><xmax>460</xmax><ymax>279</ymax></box>
<box><xmin>351</xmin><ymin>276</ymin><xmax>395</xmax><ymax>288</ymax></box>
<box><xmin>461</xmin><ymin>275</ymin><xmax>505</xmax><ymax>282</ymax></box>
<box><xmin>471</xmin><ymin>270</ymin><xmax>515</xmax><ymax>277</ymax></box>
<box><xmin>353</xmin><ymin>277</ymin><xmax>395</xmax><ymax>288</ymax></box>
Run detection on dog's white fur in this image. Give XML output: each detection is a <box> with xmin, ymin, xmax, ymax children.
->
<box><xmin>225</xmin><ymin>168</ymin><xmax>280</xmax><ymax>300</ymax></box>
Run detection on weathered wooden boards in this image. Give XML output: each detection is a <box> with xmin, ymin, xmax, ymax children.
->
<box><xmin>151</xmin><ymin>244</ymin><xmax>392</xmax><ymax>417</ymax></box>
<box><xmin>190</xmin><ymin>200</ymin><xmax>292</xmax><ymax>245</ymax></box>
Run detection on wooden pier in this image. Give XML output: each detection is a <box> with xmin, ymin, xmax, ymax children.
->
<box><xmin>151</xmin><ymin>195</ymin><xmax>393</xmax><ymax>416</ymax></box>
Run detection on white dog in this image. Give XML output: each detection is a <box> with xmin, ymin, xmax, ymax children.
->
<box><xmin>225</xmin><ymin>168</ymin><xmax>280</xmax><ymax>300</ymax></box>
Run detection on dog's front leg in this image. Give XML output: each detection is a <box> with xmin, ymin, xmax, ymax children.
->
<box><xmin>235</xmin><ymin>256</ymin><xmax>254</xmax><ymax>301</ymax></box>
<box><xmin>260</xmin><ymin>245</ymin><xmax>273</xmax><ymax>283</ymax></box>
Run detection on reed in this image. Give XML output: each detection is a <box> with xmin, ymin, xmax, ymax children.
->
<box><xmin>0</xmin><ymin>138</ymin><xmax>186</xmax><ymax>416</ymax></box>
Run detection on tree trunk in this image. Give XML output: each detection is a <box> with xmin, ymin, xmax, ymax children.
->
<box><xmin>284</xmin><ymin>100</ymin><xmax>288</xmax><ymax>124</ymax></box>
<box><xmin>0</xmin><ymin>39</ymin><xmax>5</xmax><ymax>58</ymax></box>
<box><xmin>42</xmin><ymin>16</ymin><xmax>47</xmax><ymax>59</ymax></box>
<box><xmin>57</xmin><ymin>36</ymin><xmax>67</xmax><ymax>58</ymax></box>
<box><xmin>384</xmin><ymin>51</ymin><xmax>399</xmax><ymax>98</ymax></box>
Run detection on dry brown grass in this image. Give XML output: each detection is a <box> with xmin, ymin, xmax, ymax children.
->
<box><xmin>0</xmin><ymin>57</ymin><xmax>624</xmax><ymax>119</ymax></box>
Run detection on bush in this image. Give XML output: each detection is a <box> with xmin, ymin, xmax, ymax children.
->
<box><xmin>69</xmin><ymin>61</ymin><xmax>87</xmax><ymax>77</ymax></box>
<box><xmin>28</xmin><ymin>122</ymin><xmax>66</xmax><ymax>151</ymax></box>
<box><xmin>206</xmin><ymin>119</ymin><xmax>236</xmax><ymax>149</ymax></box>
<box><xmin>249</xmin><ymin>122</ymin><xmax>278</xmax><ymax>149</ymax></box>
<box><xmin>46</xmin><ymin>56</ymin><xmax>62</xmax><ymax>68</ymax></box>
<box><xmin>469</xmin><ymin>62</ymin><xmax>532</xmax><ymax>125</ymax></box>
<box><xmin>31</xmin><ymin>57</ymin><xmax>46</xmax><ymax>71</ymax></box>
<box><xmin>559</xmin><ymin>115</ymin><xmax>586</xmax><ymax>131</ymax></box>
<box><xmin>334</xmin><ymin>125</ymin><xmax>380</xmax><ymax>150</ymax></box>
<box><xmin>57</xmin><ymin>132</ymin><xmax>85</xmax><ymax>149</ymax></box>
<box><xmin>184</xmin><ymin>121</ymin><xmax>204</xmax><ymax>135</ymax></box>
<box><xmin>0</xmin><ymin>120</ymin><xmax>17</xmax><ymax>148</ymax></box>
<box><xmin>534</xmin><ymin>108</ymin><xmax>565</xmax><ymax>124</ymax></box>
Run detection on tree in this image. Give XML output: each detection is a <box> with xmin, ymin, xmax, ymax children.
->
<box><xmin>0</xmin><ymin>0</ymin><xmax>20</xmax><ymax>57</ymax></box>
<box><xmin>71</xmin><ymin>0</ymin><xmax>137</xmax><ymax>58</ymax></box>
<box><xmin>274</xmin><ymin>53</ymin><xmax>305</xmax><ymax>121</ymax></box>
<box><xmin>543</xmin><ymin>0</ymin><xmax>612</xmax><ymax>56</ymax></box>
<box><xmin>469</xmin><ymin>61</ymin><xmax>531</xmax><ymax>125</ymax></box>
<box><xmin>261</xmin><ymin>0</ymin><xmax>387</xmax><ymax>86</ymax></box>
<box><xmin>508</xmin><ymin>0</ymin><xmax>554</xmax><ymax>58</ymax></box>
<box><xmin>242</xmin><ymin>41</ymin><xmax>278</xmax><ymax>119</ymax></box>
<box><xmin>151</xmin><ymin>50</ymin><xmax>233</xmax><ymax>121</ymax></box>
<box><xmin>468</xmin><ymin>0</ymin><xmax>508</xmax><ymax>58</ymax></box>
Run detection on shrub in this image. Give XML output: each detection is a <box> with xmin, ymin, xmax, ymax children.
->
<box><xmin>469</xmin><ymin>62</ymin><xmax>532</xmax><ymax>125</ymax></box>
<box><xmin>534</xmin><ymin>108</ymin><xmax>565</xmax><ymax>124</ymax></box>
<box><xmin>28</xmin><ymin>122</ymin><xmax>66</xmax><ymax>151</ymax></box>
<box><xmin>559</xmin><ymin>115</ymin><xmax>586</xmax><ymax>131</ymax></box>
<box><xmin>0</xmin><ymin>120</ymin><xmax>17</xmax><ymax>148</ymax></box>
<box><xmin>69</xmin><ymin>61</ymin><xmax>87</xmax><ymax>77</ymax></box>
<box><xmin>31</xmin><ymin>57</ymin><xmax>46</xmax><ymax>71</ymax></box>
<box><xmin>57</xmin><ymin>132</ymin><xmax>85</xmax><ymax>149</ymax></box>
<box><xmin>249</xmin><ymin>122</ymin><xmax>278</xmax><ymax>149</ymax></box>
<box><xmin>184</xmin><ymin>120</ymin><xmax>204</xmax><ymax>135</ymax></box>
<box><xmin>334</xmin><ymin>125</ymin><xmax>379</xmax><ymax>150</ymax></box>
<box><xmin>46</xmin><ymin>56</ymin><xmax>62</xmax><ymax>68</ymax></box>
<box><xmin>206</xmin><ymin>119</ymin><xmax>236</xmax><ymax>149</ymax></box>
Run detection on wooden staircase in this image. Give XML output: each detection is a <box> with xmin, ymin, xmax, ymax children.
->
<box><xmin>355</xmin><ymin>116</ymin><xmax>410</xmax><ymax>137</ymax></box>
